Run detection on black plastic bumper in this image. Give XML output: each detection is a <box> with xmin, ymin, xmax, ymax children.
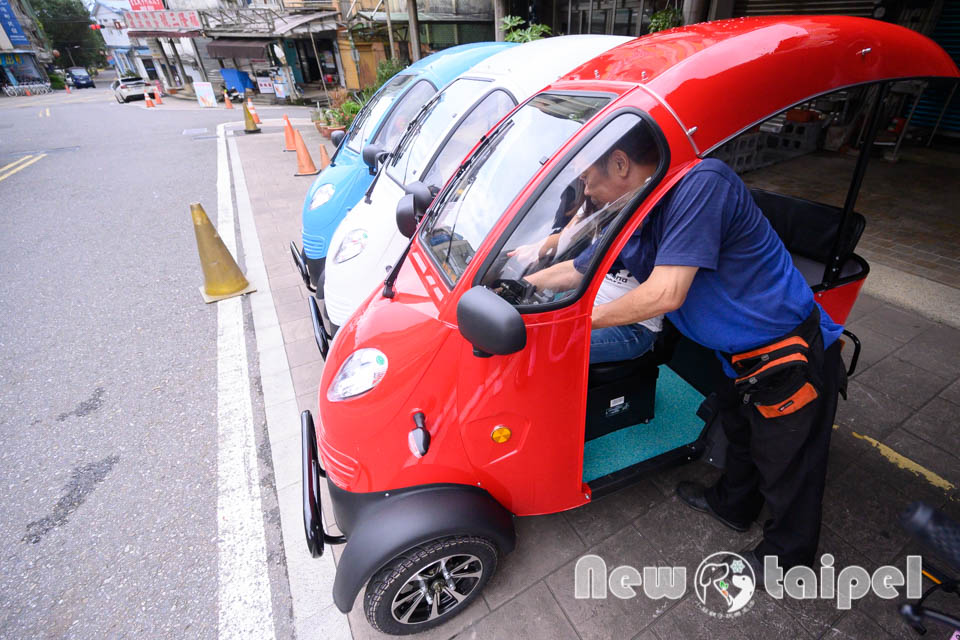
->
<box><xmin>289</xmin><ymin>241</ymin><xmax>318</xmax><ymax>293</ymax></box>
<box><xmin>307</xmin><ymin>297</ymin><xmax>331</xmax><ymax>360</ymax></box>
<box><xmin>301</xmin><ymin>410</ymin><xmax>346</xmax><ymax>558</ymax></box>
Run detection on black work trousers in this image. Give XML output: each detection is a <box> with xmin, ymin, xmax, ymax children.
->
<box><xmin>704</xmin><ymin>339</ymin><xmax>846</xmax><ymax>568</ymax></box>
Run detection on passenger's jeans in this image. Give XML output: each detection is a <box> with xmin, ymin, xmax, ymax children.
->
<box><xmin>590</xmin><ymin>324</ymin><xmax>657</xmax><ymax>364</ymax></box>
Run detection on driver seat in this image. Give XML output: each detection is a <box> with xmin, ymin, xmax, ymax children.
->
<box><xmin>585</xmin><ymin>322</ymin><xmax>681</xmax><ymax>442</ymax></box>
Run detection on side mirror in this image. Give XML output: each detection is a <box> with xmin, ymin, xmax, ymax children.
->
<box><xmin>330</xmin><ymin>129</ymin><xmax>345</xmax><ymax>147</ymax></box>
<box><xmin>404</xmin><ymin>181</ymin><xmax>433</xmax><ymax>215</ymax></box>
<box><xmin>362</xmin><ymin>143</ymin><xmax>385</xmax><ymax>174</ymax></box>
<box><xmin>396</xmin><ymin>193</ymin><xmax>417</xmax><ymax>238</ymax></box>
<box><xmin>457</xmin><ymin>286</ymin><xmax>526</xmax><ymax>357</ymax></box>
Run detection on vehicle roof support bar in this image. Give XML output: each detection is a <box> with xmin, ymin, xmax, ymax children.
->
<box><xmin>823</xmin><ymin>81</ymin><xmax>890</xmax><ymax>286</ymax></box>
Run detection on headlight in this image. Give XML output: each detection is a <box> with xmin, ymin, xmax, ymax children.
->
<box><xmin>310</xmin><ymin>183</ymin><xmax>336</xmax><ymax>209</ymax></box>
<box><xmin>333</xmin><ymin>228</ymin><xmax>368</xmax><ymax>263</ymax></box>
<box><xmin>327</xmin><ymin>348</ymin><xmax>388</xmax><ymax>401</ymax></box>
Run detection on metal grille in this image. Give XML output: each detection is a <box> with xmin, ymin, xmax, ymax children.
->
<box><xmin>912</xmin><ymin>2</ymin><xmax>960</xmax><ymax>135</ymax></box>
<box><xmin>732</xmin><ymin>0</ymin><xmax>875</xmax><ymax>17</ymax></box>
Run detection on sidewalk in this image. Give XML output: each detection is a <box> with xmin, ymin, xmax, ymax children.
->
<box><xmin>231</xmin><ymin>128</ymin><xmax>960</xmax><ymax>640</ymax></box>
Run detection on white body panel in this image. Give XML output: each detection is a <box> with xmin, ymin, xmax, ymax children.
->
<box><xmin>324</xmin><ymin>34</ymin><xmax>632</xmax><ymax>327</ymax></box>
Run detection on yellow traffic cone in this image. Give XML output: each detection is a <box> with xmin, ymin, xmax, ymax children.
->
<box><xmin>242</xmin><ymin>102</ymin><xmax>261</xmax><ymax>134</ymax></box>
<box><xmin>247</xmin><ymin>98</ymin><xmax>261</xmax><ymax>124</ymax></box>
<box><xmin>190</xmin><ymin>203</ymin><xmax>257</xmax><ymax>303</ymax></box>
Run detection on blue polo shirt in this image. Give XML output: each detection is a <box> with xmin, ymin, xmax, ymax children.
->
<box><xmin>574</xmin><ymin>159</ymin><xmax>842</xmax><ymax>376</ymax></box>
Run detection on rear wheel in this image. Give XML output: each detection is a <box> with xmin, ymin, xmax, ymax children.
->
<box><xmin>363</xmin><ymin>536</ymin><xmax>497</xmax><ymax>636</ymax></box>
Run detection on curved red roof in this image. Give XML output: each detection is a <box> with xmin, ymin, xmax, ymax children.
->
<box><xmin>560</xmin><ymin>16</ymin><xmax>959</xmax><ymax>155</ymax></box>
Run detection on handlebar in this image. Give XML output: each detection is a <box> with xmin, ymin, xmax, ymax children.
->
<box><xmin>901</xmin><ymin>502</ymin><xmax>960</xmax><ymax>574</ymax></box>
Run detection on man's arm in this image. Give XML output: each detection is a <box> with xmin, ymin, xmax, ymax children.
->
<box><xmin>591</xmin><ymin>265</ymin><xmax>698</xmax><ymax>329</ymax></box>
<box><xmin>523</xmin><ymin>259</ymin><xmax>584</xmax><ymax>292</ymax></box>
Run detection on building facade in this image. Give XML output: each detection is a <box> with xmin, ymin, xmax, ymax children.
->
<box><xmin>0</xmin><ymin>0</ymin><xmax>51</xmax><ymax>89</ymax></box>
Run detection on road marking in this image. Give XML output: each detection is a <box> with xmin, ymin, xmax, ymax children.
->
<box><xmin>0</xmin><ymin>154</ymin><xmax>45</xmax><ymax>182</ymax></box>
<box><xmin>0</xmin><ymin>155</ymin><xmax>32</xmax><ymax>173</ymax></box>
<box><xmin>227</xmin><ymin>119</ymin><xmax>350</xmax><ymax>640</ymax></box>
<box><xmin>215</xmin><ymin>122</ymin><xmax>276</xmax><ymax>639</ymax></box>
<box><xmin>45</xmin><ymin>107</ymin><xmax>50</xmax><ymax>117</ymax></box>
<box><xmin>850</xmin><ymin>431</ymin><xmax>956</xmax><ymax>491</ymax></box>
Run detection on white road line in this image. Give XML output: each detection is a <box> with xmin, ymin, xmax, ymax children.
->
<box><xmin>216</xmin><ymin>122</ymin><xmax>276</xmax><ymax>640</ymax></box>
<box><xmin>227</xmin><ymin>120</ymin><xmax>351</xmax><ymax>640</ymax></box>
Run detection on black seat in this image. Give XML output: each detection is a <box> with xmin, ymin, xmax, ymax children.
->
<box><xmin>750</xmin><ymin>189</ymin><xmax>868</xmax><ymax>288</ymax></box>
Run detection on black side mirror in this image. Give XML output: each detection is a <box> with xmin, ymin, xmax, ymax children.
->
<box><xmin>396</xmin><ymin>194</ymin><xmax>417</xmax><ymax>238</ymax></box>
<box><xmin>457</xmin><ymin>286</ymin><xmax>526</xmax><ymax>357</ymax></box>
<box><xmin>361</xmin><ymin>143</ymin><xmax>385</xmax><ymax>174</ymax></box>
<box><xmin>330</xmin><ymin>129</ymin><xmax>345</xmax><ymax>147</ymax></box>
<box><xmin>405</xmin><ymin>181</ymin><xmax>434</xmax><ymax>215</ymax></box>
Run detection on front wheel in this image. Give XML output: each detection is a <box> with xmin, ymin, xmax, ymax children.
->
<box><xmin>363</xmin><ymin>536</ymin><xmax>497</xmax><ymax>636</ymax></box>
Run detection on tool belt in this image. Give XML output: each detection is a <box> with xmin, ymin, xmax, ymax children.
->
<box><xmin>725</xmin><ymin>307</ymin><xmax>824</xmax><ymax>418</ymax></box>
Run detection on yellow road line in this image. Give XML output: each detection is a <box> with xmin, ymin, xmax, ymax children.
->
<box><xmin>46</xmin><ymin>108</ymin><xmax>50</xmax><ymax>117</ymax></box>
<box><xmin>0</xmin><ymin>153</ymin><xmax>45</xmax><ymax>183</ymax></box>
<box><xmin>0</xmin><ymin>155</ymin><xmax>32</xmax><ymax>173</ymax></box>
<box><xmin>850</xmin><ymin>431</ymin><xmax>956</xmax><ymax>491</ymax></box>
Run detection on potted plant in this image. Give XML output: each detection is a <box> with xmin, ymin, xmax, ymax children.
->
<box><xmin>341</xmin><ymin>100</ymin><xmax>361</xmax><ymax>128</ymax></box>
<box><xmin>327</xmin><ymin>107</ymin><xmax>347</xmax><ymax>136</ymax></box>
<box><xmin>311</xmin><ymin>108</ymin><xmax>327</xmax><ymax>136</ymax></box>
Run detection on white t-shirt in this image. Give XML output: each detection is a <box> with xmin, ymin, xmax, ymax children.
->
<box><xmin>595</xmin><ymin>268</ymin><xmax>663</xmax><ymax>333</ymax></box>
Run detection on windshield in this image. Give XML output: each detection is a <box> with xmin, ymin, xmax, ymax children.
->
<box><xmin>419</xmin><ymin>93</ymin><xmax>611</xmax><ymax>286</ymax></box>
<box><xmin>70</xmin><ymin>68</ymin><xmax>89</xmax><ymax>77</ymax></box>
<box><xmin>372</xmin><ymin>80</ymin><xmax>436</xmax><ymax>152</ymax></box>
<box><xmin>388</xmin><ymin>78</ymin><xmax>491</xmax><ymax>186</ymax></box>
<box><xmin>346</xmin><ymin>74</ymin><xmax>414</xmax><ymax>153</ymax></box>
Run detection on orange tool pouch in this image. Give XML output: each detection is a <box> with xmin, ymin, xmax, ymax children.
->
<box><xmin>726</xmin><ymin>307</ymin><xmax>823</xmax><ymax>419</ymax></box>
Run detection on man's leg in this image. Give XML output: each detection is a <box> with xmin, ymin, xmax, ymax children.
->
<box><xmin>702</xmin><ymin>376</ymin><xmax>765</xmax><ymax>525</ymax></box>
<box><xmin>749</xmin><ymin>341</ymin><xmax>845</xmax><ymax>568</ymax></box>
<box><xmin>589</xmin><ymin>324</ymin><xmax>657</xmax><ymax>364</ymax></box>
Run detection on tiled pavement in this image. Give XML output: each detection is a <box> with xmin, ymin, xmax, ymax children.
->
<box><xmin>233</xmin><ymin>131</ymin><xmax>960</xmax><ymax>640</ymax></box>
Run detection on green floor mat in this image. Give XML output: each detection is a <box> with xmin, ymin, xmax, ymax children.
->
<box><xmin>583</xmin><ymin>366</ymin><xmax>706</xmax><ymax>484</ymax></box>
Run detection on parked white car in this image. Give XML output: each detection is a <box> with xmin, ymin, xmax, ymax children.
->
<box><xmin>321</xmin><ymin>34</ymin><xmax>633</xmax><ymax>332</ymax></box>
<box><xmin>111</xmin><ymin>77</ymin><xmax>147</xmax><ymax>103</ymax></box>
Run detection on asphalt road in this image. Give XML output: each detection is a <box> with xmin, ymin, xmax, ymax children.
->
<box><xmin>0</xmin><ymin>78</ymin><xmax>296</xmax><ymax>637</ymax></box>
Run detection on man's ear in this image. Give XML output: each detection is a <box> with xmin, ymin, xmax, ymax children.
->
<box><xmin>611</xmin><ymin>149</ymin><xmax>630</xmax><ymax>178</ymax></box>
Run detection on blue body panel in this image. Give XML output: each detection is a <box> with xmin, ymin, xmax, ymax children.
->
<box><xmin>301</xmin><ymin>42</ymin><xmax>515</xmax><ymax>261</ymax></box>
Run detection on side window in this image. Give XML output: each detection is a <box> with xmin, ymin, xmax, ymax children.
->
<box><xmin>481</xmin><ymin>114</ymin><xmax>662</xmax><ymax>307</ymax></box>
<box><xmin>421</xmin><ymin>90</ymin><xmax>515</xmax><ymax>190</ymax></box>
<box><xmin>374</xmin><ymin>80</ymin><xmax>436</xmax><ymax>151</ymax></box>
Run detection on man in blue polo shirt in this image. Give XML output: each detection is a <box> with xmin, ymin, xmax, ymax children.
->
<box><xmin>526</xmin><ymin>125</ymin><xmax>847</xmax><ymax>578</ymax></box>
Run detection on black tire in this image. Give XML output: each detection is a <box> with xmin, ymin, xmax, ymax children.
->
<box><xmin>91</xmin><ymin>83</ymin><xmax>96</xmax><ymax>88</ymax></box>
<box><xmin>363</xmin><ymin>536</ymin><xmax>497</xmax><ymax>636</ymax></box>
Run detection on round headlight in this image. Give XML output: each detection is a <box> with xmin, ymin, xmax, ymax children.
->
<box><xmin>328</xmin><ymin>348</ymin><xmax>388</xmax><ymax>401</ymax></box>
<box><xmin>310</xmin><ymin>183</ymin><xmax>336</xmax><ymax>210</ymax></box>
<box><xmin>333</xmin><ymin>228</ymin><xmax>368</xmax><ymax>264</ymax></box>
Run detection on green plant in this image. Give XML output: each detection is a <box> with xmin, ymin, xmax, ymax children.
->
<box><xmin>49</xmin><ymin>73</ymin><xmax>65</xmax><ymax>90</ymax></box>
<box><xmin>327</xmin><ymin>107</ymin><xmax>346</xmax><ymax>127</ymax></box>
<box><xmin>341</xmin><ymin>100</ymin><xmax>361</xmax><ymax>126</ymax></box>
<box><xmin>501</xmin><ymin>15</ymin><xmax>552</xmax><ymax>42</ymax></box>
<box><xmin>375</xmin><ymin>58</ymin><xmax>405</xmax><ymax>88</ymax></box>
<box><xmin>648</xmin><ymin>7</ymin><xmax>683</xmax><ymax>33</ymax></box>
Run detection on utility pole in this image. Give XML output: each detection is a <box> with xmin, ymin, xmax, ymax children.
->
<box><xmin>406</xmin><ymin>0</ymin><xmax>420</xmax><ymax>61</ymax></box>
<box><xmin>384</xmin><ymin>0</ymin><xmax>397</xmax><ymax>59</ymax></box>
<box><xmin>494</xmin><ymin>0</ymin><xmax>507</xmax><ymax>41</ymax></box>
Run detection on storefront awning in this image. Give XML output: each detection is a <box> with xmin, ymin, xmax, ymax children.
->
<box><xmin>206</xmin><ymin>38</ymin><xmax>274</xmax><ymax>59</ymax></box>
<box><xmin>274</xmin><ymin>11</ymin><xmax>338</xmax><ymax>35</ymax></box>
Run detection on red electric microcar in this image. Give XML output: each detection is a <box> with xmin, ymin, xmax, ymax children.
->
<box><xmin>300</xmin><ymin>16</ymin><xmax>959</xmax><ymax>635</ymax></box>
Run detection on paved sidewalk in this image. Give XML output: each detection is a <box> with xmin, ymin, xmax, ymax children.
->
<box><xmin>232</xmin><ymin>130</ymin><xmax>960</xmax><ymax>640</ymax></box>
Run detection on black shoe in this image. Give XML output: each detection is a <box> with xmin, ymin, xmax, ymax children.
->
<box><xmin>675</xmin><ymin>481</ymin><xmax>751</xmax><ymax>533</ymax></box>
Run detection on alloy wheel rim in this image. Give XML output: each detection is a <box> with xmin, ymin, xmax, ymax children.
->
<box><xmin>390</xmin><ymin>553</ymin><xmax>483</xmax><ymax>625</ymax></box>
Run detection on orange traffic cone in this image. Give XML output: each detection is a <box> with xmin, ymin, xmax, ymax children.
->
<box><xmin>317</xmin><ymin>144</ymin><xmax>331</xmax><ymax>170</ymax></box>
<box><xmin>223</xmin><ymin>90</ymin><xmax>233</xmax><ymax>109</ymax></box>
<box><xmin>282</xmin><ymin>116</ymin><xmax>296</xmax><ymax>152</ymax></box>
<box><xmin>247</xmin><ymin>98</ymin><xmax>261</xmax><ymax>124</ymax></box>
<box><xmin>144</xmin><ymin>91</ymin><xmax>155</xmax><ymax>108</ymax></box>
<box><xmin>153</xmin><ymin>86</ymin><xmax>163</xmax><ymax>105</ymax></box>
<box><xmin>25</xmin><ymin>89</ymin><xmax>31</xmax><ymax>96</ymax></box>
<box><xmin>293</xmin><ymin>130</ymin><xmax>319</xmax><ymax>176</ymax></box>
<box><xmin>65</xmin><ymin>85</ymin><xmax>71</xmax><ymax>94</ymax></box>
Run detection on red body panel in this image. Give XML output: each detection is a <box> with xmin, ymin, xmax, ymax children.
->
<box><xmin>316</xmin><ymin>16</ymin><xmax>959</xmax><ymax>516</ymax></box>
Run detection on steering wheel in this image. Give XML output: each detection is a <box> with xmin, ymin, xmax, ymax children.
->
<box><xmin>492</xmin><ymin>278</ymin><xmax>551</xmax><ymax>306</ymax></box>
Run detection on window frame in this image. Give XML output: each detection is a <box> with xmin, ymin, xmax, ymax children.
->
<box><xmin>469</xmin><ymin>106</ymin><xmax>672</xmax><ymax>315</ymax></box>
<box><xmin>386</xmin><ymin>82</ymin><xmax>517</xmax><ymax>189</ymax></box>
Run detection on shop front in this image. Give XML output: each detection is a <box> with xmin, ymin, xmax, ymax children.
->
<box><xmin>0</xmin><ymin>50</ymin><xmax>45</xmax><ymax>87</ymax></box>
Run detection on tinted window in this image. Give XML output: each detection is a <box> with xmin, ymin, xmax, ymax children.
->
<box><xmin>372</xmin><ymin>80</ymin><xmax>437</xmax><ymax>151</ymax></box>
<box><xmin>345</xmin><ymin>74</ymin><xmax>414</xmax><ymax>152</ymax></box>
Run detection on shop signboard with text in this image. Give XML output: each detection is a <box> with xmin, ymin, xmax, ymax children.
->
<box><xmin>129</xmin><ymin>0</ymin><xmax>165</xmax><ymax>11</ymax></box>
<box><xmin>0</xmin><ymin>0</ymin><xmax>30</xmax><ymax>46</ymax></box>
<box><xmin>126</xmin><ymin>10</ymin><xmax>200</xmax><ymax>30</ymax></box>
